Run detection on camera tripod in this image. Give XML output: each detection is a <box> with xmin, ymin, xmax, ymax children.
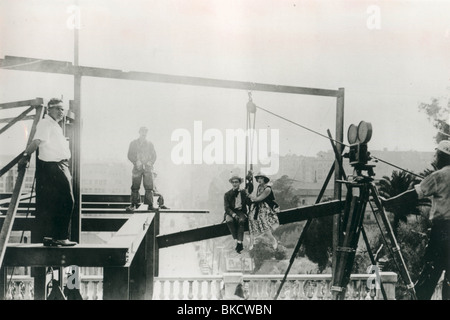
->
<box><xmin>331</xmin><ymin>165</ymin><xmax>417</xmax><ymax>300</ymax></box>
<box><xmin>274</xmin><ymin>124</ymin><xmax>417</xmax><ymax>300</ymax></box>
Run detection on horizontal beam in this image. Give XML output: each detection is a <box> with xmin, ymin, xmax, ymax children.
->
<box><xmin>0</xmin><ymin>106</ymin><xmax>35</xmax><ymax>135</ymax></box>
<box><xmin>0</xmin><ymin>215</ymin><xmax>129</xmax><ymax>232</ymax></box>
<box><xmin>0</xmin><ymin>56</ymin><xmax>341</xmax><ymax>97</ymax></box>
<box><xmin>0</xmin><ymin>98</ymin><xmax>43</xmax><ymax>110</ymax></box>
<box><xmin>0</xmin><ymin>115</ymin><xmax>34</xmax><ymax>124</ymax></box>
<box><xmin>157</xmin><ymin>200</ymin><xmax>344</xmax><ymax>248</ymax></box>
<box><xmin>81</xmin><ymin>208</ymin><xmax>209</xmax><ymax>214</ymax></box>
<box><xmin>81</xmin><ymin>215</ymin><xmax>128</xmax><ymax>232</ymax></box>
<box><xmin>159</xmin><ymin>209</ymin><xmax>209</xmax><ymax>214</ymax></box>
<box><xmin>4</xmin><ymin>243</ymin><xmax>128</xmax><ymax>267</ymax></box>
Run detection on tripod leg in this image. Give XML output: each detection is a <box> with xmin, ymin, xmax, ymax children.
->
<box><xmin>274</xmin><ymin>162</ymin><xmax>337</xmax><ymax>300</ymax></box>
<box><xmin>331</xmin><ymin>184</ymin><xmax>369</xmax><ymax>300</ymax></box>
<box><xmin>369</xmin><ymin>183</ymin><xmax>417</xmax><ymax>300</ymax></box>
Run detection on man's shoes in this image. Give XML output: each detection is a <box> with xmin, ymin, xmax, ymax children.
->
<box><xmin>147</xmin><ymin>204</ymin><xmax>155</xmax><ymax>211</ymax></box>
<box><xmin>126</xmin><ymin>204</ymin><xmax>138</xmax><ymax>212</ymax></box>
<box><xmin>235</xmin><ymin>242</ymin><xmax>244</xmax><ymax>254</ymax></box>
<box><xmin>43</xmin><ymin>237</ymin><xmax>77</xmax><ymax>247</ymax></box>
<box><xmin>159</xmin><ymin>205</ymin><xmax>170</xmax><ymax>209</ymax></box>
<box><xmin>53</xmin><ymin>239</ymin><xmax>78</xmax><ymax>246</ymax></box>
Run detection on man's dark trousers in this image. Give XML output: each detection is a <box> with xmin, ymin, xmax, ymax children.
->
<box><xmin>34</xmin><ymin>159</ymin><xmax>74</xmax><ymax>241</ymax></box>
<box><xmin>131</xmin><ymin>166</ymin><xmax>153</xmax><ymax>206</ymax></box>
<box><xmin>415</xmin><ymin>220</ymin><xmax>450</xmax><ymax>300</ymax></box>
<box><xmin>225</xmin><ymin>210</ymin><xmax>247</xmax><ymax>242</ymax></box>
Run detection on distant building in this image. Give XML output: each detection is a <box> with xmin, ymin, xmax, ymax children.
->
<box><xmin>277</xmin><ymin>149</ymin><xmax>433</xmax><ymax>184</ymax></box>
<box><xmin>81</xmin><ymin>161</ymin><xmax>130</xmax><ymax>194</ymax></box>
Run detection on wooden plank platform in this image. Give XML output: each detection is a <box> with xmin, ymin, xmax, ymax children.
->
<box><xmin>4</xmin><ymin>243</ymin><xmax>128</xmax><ymax>267</ymax></box>
<box><xmin>2</xmin><ymin>213</ymin><xmax>155</xmax><ymax>268</ymax></box>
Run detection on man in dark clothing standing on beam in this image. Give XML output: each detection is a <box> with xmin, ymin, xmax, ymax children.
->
<box><xmin>126</xmin><ymin>126</ymin><xmax>157</xmax><ymax>211</ymax></box>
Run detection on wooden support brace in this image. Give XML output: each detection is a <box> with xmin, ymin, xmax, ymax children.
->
<box><xmin>157</xmin><ymin>200</ymin><xmax>344</xmax><ymax>248</ymax></box>
<box><xmin>0</xmin><ymin>98</ymin><xmax>43</xmax><ymax>110</ymax></box>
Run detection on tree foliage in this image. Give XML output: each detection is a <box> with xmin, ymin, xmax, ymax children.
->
<box><xmin>249</xmin><ymin>239</ymin><xmax>287</xmax><ymax>272</ymax></box>
<box><xmin>418</xmin><ymin>95</ymin><xmax>450</xmax><ymax>143</ymax></box>
<box><xmin>271</xmin><ymin>175</ymin><xmax>302</xmax><ymax>209</ymax></box>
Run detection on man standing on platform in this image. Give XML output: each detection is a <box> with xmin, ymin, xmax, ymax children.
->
<box><xmin>19</xmin><ymin>98</ymin><xmax>77</xmax><ymax>246</ymax></box>
<box><xmin>126</xmin><ymin>126</ymin><xmax>157</xmax><ymax>211</ymax></box>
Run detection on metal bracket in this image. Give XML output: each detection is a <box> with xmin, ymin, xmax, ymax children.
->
<box><xmin>337</xmin><ymin>246</ymin><xmax>356</xmax><ymax>253</ymax></box>
<box><xmin>331</xmin><ymin>286</ymin><xmax>345</xmax><ymax>292</ymax></box>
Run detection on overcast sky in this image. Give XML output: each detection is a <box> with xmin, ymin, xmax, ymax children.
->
<box><xmin>1</xmin><ymin>0</ymin><xmax>449</xmax><ymax>180</ymax></box>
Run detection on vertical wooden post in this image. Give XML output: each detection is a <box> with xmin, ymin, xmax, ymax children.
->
<box><xmin>32</xmin><ymin>267</ymin><xmax>47</xmax><ymax>300</ymax></box>
<box><xmin>130</xmin><ymin>234</ymin><xmax>147</xmax><ymax>299</ymax></box>
<box><xmin>333</xmin><ymin>88</ymin><xmax>345</xmax><ymax>275</ymax></box>
<box><xmin>70</xmin><ymin>13</ymin><xmax>81</xmax><ymax>243</ymax></box>
<box><xmin>145</xmin><ymin>219</ymin><xmax>156</xmax><ymax>299</ymax></box>
<box><xmin>154</xmin><ymin>209</ymin><xmax>160</xmax><ymax>277</ymax></box>
<box><xmin>103</xmin><ymin>267</ymin><xmax>130</xmax><ymax>300</ymax></box>
<box><xmin>0</xmin><ymin>266</ymin><xmax>6</xmax><ymax>300</ymax></box>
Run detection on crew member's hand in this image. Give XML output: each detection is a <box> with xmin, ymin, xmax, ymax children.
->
<box><xmin>135</xmin><ymin>160</ymin><xmax>143</xmax><ymax>170</ymax></box>
<box><xmin>18</xmin><ymin>154</ymin><xmax>30</xmax><ymax>170</ymax></box>
<box><xmin>232</xmin><ymin>213</ymin><xmax>237</xmax><ymax>219</ymax></box>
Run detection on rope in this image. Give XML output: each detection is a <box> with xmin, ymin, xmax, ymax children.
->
<box><xmin>246</xmin><ymin>92</ymin><xmax>257</xmax><ymax>174</ymax></box>
<box><xmin>248</xmin><ymin>111</ymin><xmax>256</xmax><ymax>170</ymax></box>
<box><xmin>371</xmin><ymin>156</ymin><xmax>424</xmax><ymax>179</ymax></box>
<box><xmin>256</xmin><ymin>105</ymin><xmax>347</xmax><ymax>148</ymax></box>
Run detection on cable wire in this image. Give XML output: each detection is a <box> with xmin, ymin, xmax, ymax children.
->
<box><xmin>256</xmin><ymin>105</ymin><xmax>348</xmax><ymax>148</ymax></box>
<box><xmin>255</xmin><ymin>104</ymin><xmax>426</xmax><ymax>180</ymax></box>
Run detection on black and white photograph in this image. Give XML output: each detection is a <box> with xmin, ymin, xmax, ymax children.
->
<box><xmin>0</xmin><ymin>0</ymin><xmax>448</xmax><ymax>307</ymax></box>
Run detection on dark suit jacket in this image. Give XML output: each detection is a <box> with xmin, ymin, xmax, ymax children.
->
<box><xmin>224</xmin><ymin>189</ymin><xmax>251</xmax><ymax>219</ymax></box>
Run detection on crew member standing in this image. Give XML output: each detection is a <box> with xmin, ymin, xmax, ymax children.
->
<box><xmin>126</xmin><ymin>126</ymin><xmax>157</xmax><ymax>211</ymax></box>
<box><xmin>19</xmin><ymin>98</ymin><xmax>76</xmax><ymax>246</ymax></box>
<box><xmin>382</xmin><ymin>140</ymin><xmax>450</xmax><ymax>300</ymax></box>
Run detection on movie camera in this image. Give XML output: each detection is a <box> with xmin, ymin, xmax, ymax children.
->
<box><xmin>344</xmin><ymin>121</ymin><xmax>376</xmax><ymax>176</ymax></box>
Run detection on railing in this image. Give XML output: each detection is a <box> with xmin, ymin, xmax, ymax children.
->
<box><xmin>153</xmin><ymin>272</ymin><xmax>399</xmax><ymax>300</ymax></box>
<box><xmin>5</xmin><ymin>272</ymin><xmax>446</xmax><ymax>300</ymax></box>
<box><xmin>155</xmin><ymin>276</ymin><xmax>224</xmax><ymax>300</ymax></box>
<box><xmin>5</xmin><ymin>273</ymin><xmax>104</xmax><ymax>300</ymax></box>
<box><xmin>242</xmin><ymin>274</ymin><xmax>394</xmax><ymax>300</ymax></box>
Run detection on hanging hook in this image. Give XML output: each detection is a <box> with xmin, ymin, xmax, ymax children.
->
<box><xmin>246</xmin><ymin>91</ymin><xmax>257</xmax><ymax>114</ymax></box>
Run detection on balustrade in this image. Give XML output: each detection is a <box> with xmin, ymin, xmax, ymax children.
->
<box><xmin>4</xmin><ymin>271</ymin><xmax>446</xmax><ymax>300</ymax></box>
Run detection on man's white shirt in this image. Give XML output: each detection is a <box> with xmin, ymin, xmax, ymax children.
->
<box><xmin>33</xmin><ymin>116</ymin><xmax>71</xmax><ymax>161</ymax></box>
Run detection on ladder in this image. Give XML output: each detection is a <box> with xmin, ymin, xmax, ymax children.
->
<box><xmin>0</xmin><ymin>99</ymin><xmax>44</xmax><ymax>270</ymax></box>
